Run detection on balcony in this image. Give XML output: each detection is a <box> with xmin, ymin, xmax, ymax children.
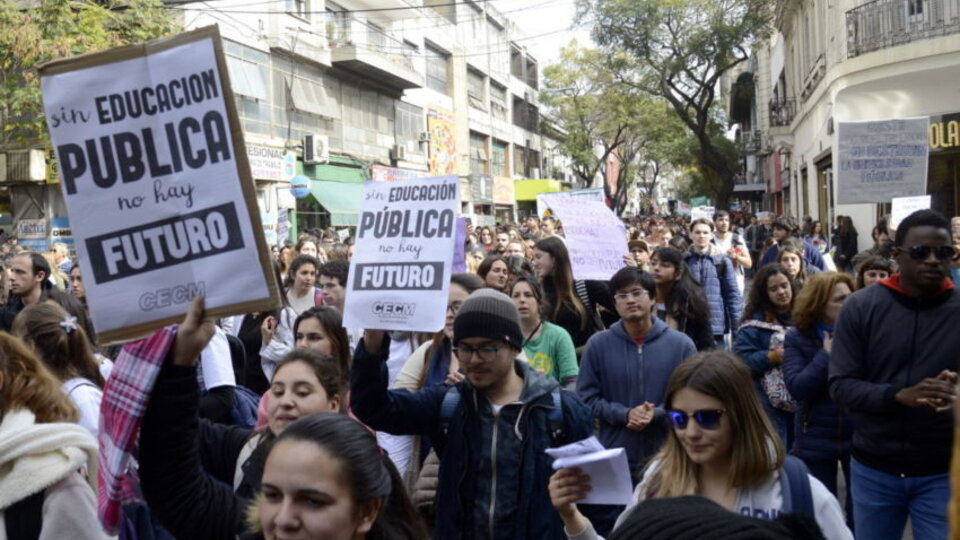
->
<box><xmin>329</xmin><ymin>16</ymin><xmax>423</xmax><ymax>89</ymax></box>
<box><xmin>739</xmin><ymin>130</ymin><xmax>766</xmax><ymax>154</ymax></box>
<box><xmin>847</xmin><ymin>0</ymin><xmax>960</xmax><ymax>58</ymax></box>
<box><xmin>769</xmin><ymin>98</ymin><xmax>796</xmax><ymax>127</ymax></box>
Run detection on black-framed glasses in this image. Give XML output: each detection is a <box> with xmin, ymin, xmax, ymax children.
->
<box><xmin>666</xmin><ymin>409</ymin><xmax>726</xmax><ymax>430</ymax></box>
<box><xmin>447</xmin><ymin>302</ymin><xmax>463</xmax><ymax>315</ymax></box>
<box><xmin>899</xmin><ymin>245</ymin><xmax>957</xmax><ymax>261</ymax></box>
<box><xmin>453</xmin><ymin>344</ymin><xmax>501</xmax><ymax>362</ymax></box>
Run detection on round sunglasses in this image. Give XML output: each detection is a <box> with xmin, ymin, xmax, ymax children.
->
<box><xmin>666</xmin><ymin>409</ymin><xmax>727</xmax><ymax>430</ymax></box>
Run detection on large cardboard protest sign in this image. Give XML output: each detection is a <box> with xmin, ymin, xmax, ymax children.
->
<box><xmin>837</xmin><ymin>117</ymin><xmax>930</xmax><ymax>204</ymax></box>
<box><xmin>541</xmin><ymin>197</ymin><xmax>626</xmax><ymax>281</ymax></box>
<box><xmin>344</xmin><ymin>176</ymin><xmax>459</xmax><ymax>332</ymax></box>
<box><xmin>537</xmin><ymin>188</ymin><xmax>605</xmax><ymax>219</ymax></box>
<box><xmin>39</xmin><ymin>27</ymin><xmax>280</xmax><ymax>342</ymax></box>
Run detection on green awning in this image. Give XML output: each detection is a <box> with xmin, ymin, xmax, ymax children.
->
<box><xmin>309</xmin><ymin>180</ymin><xmax>364</xmax><ymax>226</ymax></box>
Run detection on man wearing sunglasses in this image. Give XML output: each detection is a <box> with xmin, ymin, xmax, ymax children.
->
<box><xmin>350</xmin><ymin>288</ymin><xmax>594</xmax><ymax>539</ymax></box>
<box><xmin>829</xmin><ymin>208</ymin><xmax>960</xmax><ymax>540</ymax></box>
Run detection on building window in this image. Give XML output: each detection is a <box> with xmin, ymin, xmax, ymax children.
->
<box><xmin>288</xmin><ymin>76</ymin><xmax>334</xmax><ymax>118</ymax></box>
<box><xmin>510</xmin><ymin>44</ymin><xmax>523</xmax><ymax>79</ymax></box>
<box><xmin>286</xmin><ymin>0</ymin><xmax>309</xmax><ymax>19</ymax></box>
<box><xmin>514</xmin><ymin>145</ymin><xmax>527</xmax><ymax>177</ymax></box>
<box><xmin>525</xmin><ymin>55</ymin><xmax>538</xmax><ymax>89</ymax></box>
<box><xmin>226</xmin><ymin>56</ymin><xmax>269</xmax><ymax>100</ymax></box>
<box><xmin>490</xmin><ymin>82</ymin><xmax>507</xmax><ymax>120</ymax></box>
<box><xmin>397</xmin><ymin>101</ymin><xmax>424</xmax><ymax>154</ymax></box>
<box><xmin>425</xmin><ymin>44</ymin><xmax>450</xmax><ymax>95</ymax></box>
<box><xmin>470</xmin><ymin>132</ymin><xmax>488</xmax><ymax>175</ymax></box>
<box><xmin>467</xmin><ymin>68</ymin><xmax>486</xmax><ymax>110</ymax></box>
<box><xmin>491</xmin><ymin>140</ymin><xmax>508</xmax><ymax>176</ymax></box>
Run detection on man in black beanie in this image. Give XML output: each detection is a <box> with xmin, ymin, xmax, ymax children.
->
<box><xmin>350</xmin><ymin>288</ymin><xmax>595</xmax><ymax>539</ymax></box>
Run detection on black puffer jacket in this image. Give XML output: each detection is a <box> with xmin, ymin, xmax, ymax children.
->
<box><xmin>829</xmin><ymin>276</ymin><xmax>960</xmax><ymax>476</ymax></box>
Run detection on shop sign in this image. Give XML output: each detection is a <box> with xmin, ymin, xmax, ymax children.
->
<box><xmin>247</xmin><ymin>139</ymin><xmax>295</xmax><ymax>181</ymax></box>
<box><xmin>371</xmin><ymin>165</ymin><xmax>424</xmax><ymax>182</ymax></box>
<box><xmin>929</xmin><ymin>113</ymin><xmax>960</xmax><ymax>151</ymax></box>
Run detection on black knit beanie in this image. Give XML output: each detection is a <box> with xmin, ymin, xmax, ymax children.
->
<box><xmin>608</xmin><ymin>496</ymin><xmax>826</xmax><ymax>540</ymax></box>
<box><xmin>453</xmin><ymin>288</ymin><xmax>523</xmax><ymax>350</ymax></box>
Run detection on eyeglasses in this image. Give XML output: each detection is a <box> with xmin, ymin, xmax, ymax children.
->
<box><xmin>453</xmin><ymin>344</ymin><xmax>501</xmax><ymax>362</ymax></box>
<box><xmin>447</xmin><ymin>302</ymin><xmax>463</xmax><ymax>315</ymax></box>
<box><xmin>899</xmin><ymin>245</ymin><xmax>957</xmax><ymax>261</ymax></box>
<box><xmin>666</xmin><ymin>409</ymin><xmax>726</xmax><ymax>430</ymax></box>
<box><xmin>614</xmin><ymin>289</ymin><xmax>649</xmax><ymax>302</ymax></box>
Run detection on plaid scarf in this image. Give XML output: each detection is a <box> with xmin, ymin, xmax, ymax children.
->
<box><xmin>97</xmin><ymin>326</ymin><xmax>177</xmax><ymax>534</ymax></box>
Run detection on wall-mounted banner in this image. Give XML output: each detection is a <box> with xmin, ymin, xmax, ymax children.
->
<box><xmin>540</xmin><ymin>197</ymin><xmax>626</xmax><ymax>281</ymax></box>
<box><xmin>344</xmin><ymin>176</ymin><xmax>459</xmax><ymax>332</ymax></box>
<box><xmin>837</xmin><ymin>117</ymin><xmax>930</xmax><ymax>204</ymax></box>
<box><xmin>691</xmin><ymin>206</ymin><xmax>716</xmax><ymax>221</ymax></box>
<box><xmin>427</xmin><ymin>108</ymin><xmax>456</xmax><ymax>175</ymax></box>
<box><xmin>50</xmin><ymin>216</ymin><xmax>75</xmax><ymax>262</ymax></box>
<box><xmin>17</xmin><ymin>219</ymin><xmax>47</xmax><ymax>253</ymax></box>
<box><xmin>537</xmin><ymin>188</ymin><xmax>605</xmax><ymax>219</ymax></box>
<box><xmin>39</xmin><ymin>26</ymin><xmax>280</xmax><ymax>342</ymax></box>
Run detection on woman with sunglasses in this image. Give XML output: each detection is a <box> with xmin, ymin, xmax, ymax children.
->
<box><xmin>548</xmin><ymin>351</ymin><xmax>852</xmax><ymax>540</ymax></box>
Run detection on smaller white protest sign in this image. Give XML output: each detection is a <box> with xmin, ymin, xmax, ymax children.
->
<box><xmin>537</xmin><ymin>188</ymin><xmax>605</xmax><ymax>219</ymax></box>
<box><xmin>691</xmin><ymin>206</ymin><xmax>716</xmax><ymax>221</ymax></box>
<box><xmin>540</xmin><ymin>197</ymin><xmax>626</xmax><ymax>281</ymax></box>
<box><xmin>344</xmin><ymin>176</ymin><xmax>459</xmax><ymax>332</ymax></box>
<box><xmin>546</xmin><ymin>436</ymin><xmax>633</xmax><ymax>506</ymax></box>
<box><xmin>890</xmin><ymin>195</ymin><xmax>932</xmax><ymax>231</ymax></box>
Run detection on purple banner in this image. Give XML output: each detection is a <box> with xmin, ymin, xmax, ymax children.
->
<box><xmin>452</xmin><ymin>217</ymin><xmax>467</xmax><ymax>273</ymax></box>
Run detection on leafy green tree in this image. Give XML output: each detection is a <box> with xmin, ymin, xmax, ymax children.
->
<box><xmin>0</xmin><ymin>0</ymin><xmax>175</xmax><ymax>146</ymax></box>
<box><xmin>581</xmin><ymin>0</ymin><xmax>771</xmax><ymax>207</ymax></box>
<box><xmin>542</xmin><ymin>43</ymin><xmax>690</xmax><ymax>216</ymax></box>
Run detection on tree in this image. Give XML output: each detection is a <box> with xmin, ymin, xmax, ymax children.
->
<box><xmin>0</xmin><ymin>0</ymin><xmax>175</xmax><ymax>146</ymax></box>
<box><xmin>542</xmin><ymin>43</ymin><xmax>689</xmax><ymax>216</ymax></box>
<box><xmin>581</xmin><ymin>0</ymin><xmax>771</xmax><ymax>207</ymax></box>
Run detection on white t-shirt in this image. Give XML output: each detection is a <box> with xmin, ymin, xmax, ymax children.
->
<box><xmin>62</xmin><ymin>378</ymin><xmax>102</xmax><ymax>436</ymax></box>
<box><xmin>713</xmin><ymin>233</ymin><xmax>746</xmax><ymax>294</ymax></box>
<box><xmin>198</xmin><ymin>327</ymin><xmax>236</xmax><ymax>391</ymax></box>
<box><xmin>286</xmin><ymin>287</ymin><xmax>317</xmax><ymax>316</ymax></box>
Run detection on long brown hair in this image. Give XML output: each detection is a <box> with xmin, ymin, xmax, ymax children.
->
<box><xmin>792</xmin><ymin>271</ymin><xmax>855</xmax><ymax>332</ymax></box>
<box><xmin>0</xmin><ymin>332</ymin><xmax>78</xmax><ymax>423</ymax></box>
<box><xmin>645</xmin><ymin>351</ymin><xmax>784</xmax><ymax>498</ymax></box>
<box><xmin>534</xmin><ymin>236</ymin><xmax>587</xmax><ymax>328</ymax></box>
<box><xmin>417</xmin><ymin>273</ymin><xmax>484</xmax><ymax>389</ymax></box>
<box><xmin>12</xmin><ymin>302</ymin><xmax>105</xmax><ymax>387</ymax></box>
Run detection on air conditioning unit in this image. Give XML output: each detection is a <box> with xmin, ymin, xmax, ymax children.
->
<box><xmin>0</xmin><ymin>150</ymin><xmax>46</xmax><ymax>183</ymax></box>
<box><xmin>303</xmin><ymin>134</ymin><xmax>330</xmax><ymax>164</ymax></box>
<box><xmin>390</xmin><ymin>144</ymin><xmax>406</xmax><ymax>161</ymax></box>
<box><xmin>418</xmin><ymin>131</ymin><xmax>430</xmax><ymax>143</ymax></box>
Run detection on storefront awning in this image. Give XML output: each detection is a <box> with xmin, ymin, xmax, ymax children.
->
<box><xmin>733</xmin><ymin>183</ymin><xmax>766</xmax><ymax>192</ymax></box>
<box><xmin>309</xmin><ymin>180</ymin><xmax>363</xmax><ymax>226</ymax></box>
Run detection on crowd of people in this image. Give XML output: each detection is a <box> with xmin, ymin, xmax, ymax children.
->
<box><xmin>0</xmin><ymin>206</ymin><xmax>959</xmax><ymax>540</ymax></box>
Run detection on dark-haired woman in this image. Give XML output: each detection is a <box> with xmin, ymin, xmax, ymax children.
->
<box><xmin>649</xmin><ymin>247</ymin><xmax>714</xmax><ymax>351</ymax></box>
<box><xmin>285</xmin><ymin>255</ymin><xmax>320</xmax><ymax>315</ymax></box>
<box><xmin>532</xmin><ymin>236</ymin><xmax>615</xmax><ymax>349</ymax></box>
<box><xmin>511</xmin><ymin>276</ymin><xmax>578</xmax><ymax>388</ymax></box>
<box><xmin>854</xmin><ymin>255</ymin><xmax>892</xmax><ymax>290</ymax></box>
<box><xmin>734</xmin><ymin>264</ymin><xmax>798</xmax><ymax>449</ymax></box>
<box><xmin>834</xmin><ymin>216</ymin><xmax>859</xmax><ymax>273</ymax></box>
<box><xmin>250</xmin><ymin>413</ymin><xmax>427</xmax><ymax>539</ymax></box>
<box><xmin>138</xmin><ymin>300</ymin><xmax>345</xmax><ymax>540</ymax></box>
<box><xmin>477</xmin><ymin>254</ymin><xmax>509</xmax><ymax>292</ymax></box>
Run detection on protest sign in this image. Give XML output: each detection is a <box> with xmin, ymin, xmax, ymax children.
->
<box><xmin>344</xmin><ymin>176</ymin><xmax>459</xmax><ymax>332</ymax></box>
<box><xmin>39</xmin><ymin>26</ymin><xmax>280</xmax><ymax>342</ymax></box>
<box><xmin>540</xmin><ymin>197</ymin><xmax>626</xmax><ymax>281</ymax></box>
<box><xmin>537</xmin><ymin>188</ymin><xmax>605</xmax><ymax>218</ymax></box>
<box><xmin>691</xmin><ymin>206</ymin><xmax>716</xmax><ymax>221</ymax></box>
<box><xmin>890</xmin><ymin>195</ymin><xmax>932</xmax><ymax>231</ymax></box>
<box><xmin>837</xmin><ymin>117</ymin><xmax>930</xmax><ymax>204</ymax></box>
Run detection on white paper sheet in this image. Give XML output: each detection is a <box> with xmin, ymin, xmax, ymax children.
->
<box><xmin>546</xmin><ymin>437</ymin><xmax>634</xmax><ymax>506</ymax></box>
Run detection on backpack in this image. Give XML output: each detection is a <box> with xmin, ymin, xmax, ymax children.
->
<box><xmin>4</xmin><ymin>490</ymin><xmax>44</xmax><ymax>540</ymax></box>
<box><xmin>778</xmin><ymin>455</ymin><xmax>815</xmax><ymax>517</ymax></box>
<box><xmin>438</xmin><ymin>385</ymin><xmax>565</xmax><ymax>445</ymax></box>
<box><xmin>573</xmin><ymin>280</ymin><xmax>606</xmax><ymax>333</ymax></box>
<box><xmin>230</xmin><ymin>385</ymin><xmax>263</xmax><ymax>429</ymax></box>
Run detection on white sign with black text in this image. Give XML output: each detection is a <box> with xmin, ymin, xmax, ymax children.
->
<box><xmin>540</xmin><ymin>197</ymin><xmax>627</xmax><ymax>281</ymax></box>
<box><xmin>837</xmin><ymin>117</ymin><xmax>930</xmax><ymax>204</ymax></box>
<box><xmin>344</xmin><ymin>176</ymin><xmax>459</xmax><ymax>332</ymax></box>
<box><xmin>39</xmin><ymin>27</ymin><xmax>279</xmax><ymax>341</ymax></box>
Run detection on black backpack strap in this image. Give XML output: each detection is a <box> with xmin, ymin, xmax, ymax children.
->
<box><xmin>438</xmin><ymin>385</ymin><xmax>462</xmax><ymax>437</ymax></box>
<box><xmin>5</xmin><ymin>489</ymin><xmax>45</xmax><ymax>540</ymax></box>
<box><xmin>546</xmin><ymin>387</ymin><xmax>564</xmax><ymax>445</ymax></box>
<box><xmin>573</xmin><ymin>280</ymin><xmax>593</xmax><ymax>310</ymax></box>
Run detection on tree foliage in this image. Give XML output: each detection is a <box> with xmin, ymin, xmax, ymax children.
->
<box><xmin>0</xmin><ymin>0</ymin><xmax>176</xmax><ymax>146</ymax></box>
<box><xmin>542</xmin><ymin>43</ymin><xmax>689</xmax><ymax>216</ymax></box>
<box><xmin>581</xmin><ymin>0</ymin><xmax>771</xmax><ymax>207</ymax></box>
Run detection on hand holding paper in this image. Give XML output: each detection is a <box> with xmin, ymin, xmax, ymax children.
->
<box><xmin>545</xmin><ymin>436</ymin><xmax>633</xmax><ymax>507</ymax></box>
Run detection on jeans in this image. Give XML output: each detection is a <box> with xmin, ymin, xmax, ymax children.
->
<box><xmin>804</xmin><ymin>456</ymin><xmax>853</xmax><ymax>529</ymax></box>
<box><xmin>850</xmin><ymin>458</ymin><xmax>949</xmax><ymax>540</ymax></box>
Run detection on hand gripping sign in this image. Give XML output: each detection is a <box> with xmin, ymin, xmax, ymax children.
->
<box><xmin>344</xmin><ymin>176</ymin><xmax>460</xmax><ymax>332</ymax></box>
<box><xmin>39</xmin><ymin>26</ymin><xmax>280</xmax><ymax>342</ymax></box>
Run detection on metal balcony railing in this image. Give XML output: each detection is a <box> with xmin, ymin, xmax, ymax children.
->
<box><xmin>769</xmin><ymin>98</ymin><xmax>796</xmax><ymax>127</ymax></box>
<box><xmin>847</xmin><ymin>0</ymin><xmax>960</xmax><ymax>58</ymax></box>
<box><xmin>739</xmin><ymin>130</ymin><xmax>765</xmax><ymax>154</ymax></box>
